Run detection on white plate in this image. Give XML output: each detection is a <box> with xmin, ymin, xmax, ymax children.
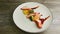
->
<box><xmin>13</xmin><ymin>2</ymin><xmax>53</xmax><ymax>33</ymax></box>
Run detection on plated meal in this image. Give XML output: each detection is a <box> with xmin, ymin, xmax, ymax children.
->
<box><xmin>13</xmin><ymin>2</ymin><xmax>52</xmax><ymax>33</ymax></box>
<box><xmin>21</xmin><ymin>6</ymin><xmax>50</xmax><ymax>28</ymax></box>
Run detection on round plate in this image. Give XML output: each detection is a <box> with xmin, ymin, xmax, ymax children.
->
<box><xmin>13</xmin><ymin>2</ymin><xmax>52</xmax><ymax>33</ymax></box>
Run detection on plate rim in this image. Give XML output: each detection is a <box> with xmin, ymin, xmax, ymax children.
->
<box><xmin>13</xmin><ymin>2</ymin><xmax>53</xmax><ymax>33</ymax></box>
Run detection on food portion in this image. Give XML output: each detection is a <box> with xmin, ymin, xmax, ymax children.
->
<box><xmin>21</xmin><ymin>6</ymin><xmax>50</xmax><ymax>28</ymax></box>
